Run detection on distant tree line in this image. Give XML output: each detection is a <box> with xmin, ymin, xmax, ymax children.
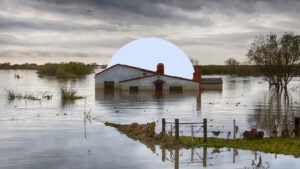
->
<box><xmin>194</xmin><ymin>64</ymin><xmax>300</xmax><ymax>76</ymax></box>
<box><xmin>37</xmin><ymin>62</ymin><xmax>94</xmax><ymax>78</ymax></box>
<box><xmin>2</xmin><ymin>61</ymin><xmax>271</xmax><ymax>77</ymax></box>
<box><xmin>0</xmin><ymin>63</ymin><xmax>40</xmax><ymax>70</ymax></box>
<box><xmin>194</xmin><ymin>65</ymin><xmax>265</xmax><ymax>76</ymax></box>
<box><xmin>0</xmin><ymin>62</ymin><xmax>98</xmax><ymax>78</ymax></box>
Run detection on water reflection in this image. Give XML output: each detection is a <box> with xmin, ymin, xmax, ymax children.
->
<box><xmin>1</xmin><ymin>70</ymin><xmax>300</xmax><ymax>169</ymax></box>
<box><xmin>96</xmin><ymin>89</ymin><xmax>203</xmax><ymax>114</ymax></box>
<box><xmin>253</xmin><ymin>90</ymin><xmax>298</xmax><ymax>137</ymax></box>
<box><xmin>152</xmin><ymin>145</ymin><xmax>299</xmax><ymax>169</ymax></box>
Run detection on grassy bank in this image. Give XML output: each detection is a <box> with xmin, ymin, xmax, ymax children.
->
<box><xmin>104</xmin><ymin>122</ymin><xmax>178</xmax><ymax>148</ymax></box>
<box><xmin>180</xmin><ymin>136</ymin><xmax>300</xmax><ymax>157</ymax></box>
<box><xmin>105</xmin><ymin>122</ymin><xmax>300</xmax><ymax>156</ymax></box>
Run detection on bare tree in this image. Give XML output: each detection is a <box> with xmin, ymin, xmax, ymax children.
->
<box><xmin>247</xmin><ymin>32</ymin><xmax>300</xmax><ymax>91</ymax></box>
<box><xmin>225</xmin><ymin>57</ymin><xmax>240</xmax><ymax>75</ymax></box>
<box><xmin>225</xmin><ymin>57</ymin><xmax>240</xmax><ymax>66</ymax></box>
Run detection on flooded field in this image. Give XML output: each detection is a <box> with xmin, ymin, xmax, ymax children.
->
<box><xmin>0</xmin><ymin>69</ymin><xmax>299</xmax><ymax>169</ymax></box>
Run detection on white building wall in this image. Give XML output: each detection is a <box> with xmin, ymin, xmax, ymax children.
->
<box><xmin>95</xmin><ymin>65</ymin><xmax>153</xmax><ymax>89</ymax></box>
<box><xmin>120</xmin><ymin>75</ymin><xmax>199</xmax><ymax>90</ymax></box>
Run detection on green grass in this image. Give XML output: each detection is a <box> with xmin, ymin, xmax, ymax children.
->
<box><xmin>60</xmin><ymin>88</ymin><xmax>84</xmax><ymax>105</ymax></box>
<box><xmin>180</xmin><ymin>136</ymin><xmax>300</xmax><ymax>157</ymax></box>
<box><xmin>105</xmin><ymin>122</ymin><xmax>300</xmax><ymax>156</ymax></box>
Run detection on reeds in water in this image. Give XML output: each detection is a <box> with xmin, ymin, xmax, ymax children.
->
<box><xmin>60</xmin><ymin>88</ymin><xmax>84</xmax><ymax>105</ymax></box>
<box><xmin>6</xmin><ymin>90</ymin><xmax>40</xmax><ymax>101</ymax></box>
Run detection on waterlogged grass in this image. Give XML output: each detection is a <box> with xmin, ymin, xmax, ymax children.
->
<box><xmin>60</xmin><ymin>88</ymin><xmax>84</xmax><ymax>105</ymax></box>
<box><xmin>180</xmin><ymin>137</ymin><xmax>300</xmax><ymax>156</ymax></box>
<box><xmin>105</xmin><ymin>122</ymin><xmax>300</xmax><ymax>156</ymax></box>
<box><xmin>7</xmin><ymin>90</ymin><xmax>40</xmax><ymax>101</ymax></box>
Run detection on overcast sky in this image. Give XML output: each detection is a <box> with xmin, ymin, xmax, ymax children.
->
<box><xmin>0</xmin><ymin>0</ymin><xmax>299</xmax><ymax>65</ymax></box>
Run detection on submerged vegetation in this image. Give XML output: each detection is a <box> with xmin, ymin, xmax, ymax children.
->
<box><xmin>37</xmin><ymin>62</ymin><xmax>94</xmax><ymax>78</ymax></box>
<box><xmin>6</xmin><ymin>87</ymin><xmax>83</xmax><ymax>105</ymax></box>
<box><xmin>6</xmin><ymin>90</ymin><xmax>53</xmax><ymax>101</ymax></box>
<box><xmin>7</xmin><ymin>90</ymin><xmax>40</xmax><ymax>101</ymax></box>
<box><xmin>105</xmin><ymin>122</ymin><xmax>300</xmax><ymax>156</ymax></box>
<box><xmin>60</xmin><ymin>88</ymin><xmax>84</xmax><ymax>105</ymax></box>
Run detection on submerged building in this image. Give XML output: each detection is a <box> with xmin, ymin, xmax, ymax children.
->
<box><xmin>95</xmin><ymin>63</ymin><xmax>222</xmax><ymax>94</ymax></box>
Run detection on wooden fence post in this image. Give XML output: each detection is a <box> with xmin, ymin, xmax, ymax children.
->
<box><xmin>295</xmin><ymin>117</ymin><xmax>300</xmax><ymax>136</ymax></box>
<box><xmin>191</xmin><ymin>125</ymin><xmax>194</xmax><ymax>144</ymax></box>
<box><xmin>162</xmin><ymin>147</ymin><xmax>166</xmax><ymax>162</ymax></box>
<box><xmin>175</xmin><ymin>118</ymin><xmax>179</xmax><ymax>141</ymax></box>
<box><xmin>203</xmin><ymin>146</ymin><xmax>207</xmax><ymax>167</ymax></box>
<box><xmin>175</xmin><ymin>147</ymin><xmax>179</xmax><ymax>169</ymax></box>
<box><xmin>233</xmin><ymin>119</ymin><xmax>236</xmax><ymax>139</ymax></box>
<box><xmin>203</xmin><ymin>118</ymin><xmax>207</xmax><ymax>143</ymax></box>
<box><xmin>162</xmin><ymin>118</ymin><xmax>166</xmax><ymax>134</ymax></box>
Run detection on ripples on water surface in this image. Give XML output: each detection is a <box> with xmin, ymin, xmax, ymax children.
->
<box><xmin>0</xmin><ymin>70</ymin><xmax>299</xmax><ymax>169</ymax></box>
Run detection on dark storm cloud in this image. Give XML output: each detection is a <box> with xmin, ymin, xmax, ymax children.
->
<box><xmin>5</xmin><ymin>0</ymin><xmax>299</xmax><ymax>31</ymax></box>
<box><xmin>26</xmin><ymin>0</ymin><xmax>300</xmax><ymax>34</ymax></box>
<box><xmin>1</xmin><ymin>0</ymin><xmax>300</xmax><ymax>64</ymax></box>
<box><xmin>34</xmin><ymin>0</ymin><xmax>300</xmax><ymax>17</ymax></box>
<box><xmin>0</xmin><ymin>15</ymin><xmax>115</xmax><ymax>32</ymax></box>
<box><xmin>30</xmin><ymin>0</ymin><xmax>213</xmax><ymax>26</ymax></box>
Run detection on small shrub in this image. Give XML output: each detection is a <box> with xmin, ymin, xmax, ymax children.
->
<box><xmin>243</xmin><ymin>128</ymin><xmax>264</xmax><ymax>140</ymax></box>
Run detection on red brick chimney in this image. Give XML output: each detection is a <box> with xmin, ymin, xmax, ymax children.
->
<box><xmin>193</xmin><ymin>67</ymin><xmax>202</xmax><ymax>83</ymax></box>
<box><xmin>193</xmin><ymin>67</ymin><xmax>203</xmax><ymax>91</ymax></box>
<box><xmin>156</xmin><ymin>63</ymin><xmax>164</xmax><ymax>75</ymax></box>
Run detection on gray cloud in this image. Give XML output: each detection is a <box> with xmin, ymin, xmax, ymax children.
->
<box><xmin>0</xmin><ymin>15</ymin><xmax>116</xmax><ymax>32</ymax></box>
<box><xmin>0</xmin><ymin>0</ymin><xmax>300</xmax><ymax>64</ymax></box>
<box><xmin>32</xmin><ymin>0</ymin><xmax>300</xmax><ymax>17</ymax></box>
<box><xmin>27</xmin><ymin>0</ymin><xmax>213</xmax><ymax>26</ymax></box>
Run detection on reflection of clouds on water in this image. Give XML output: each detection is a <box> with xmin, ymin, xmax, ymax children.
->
<box><xmin>145</xmin><ymin>145</ymin><xmax>299</xmax><ymax>169</ymax></box>
<box><xmin>0</xmin><ymin>70</ymin><xmax>300</xmax><ymax>169</ymax></box>
<box><xmin>95</xmin><ymin>89</ymin><xmax>202</xmax><ymax>125</ymax></box>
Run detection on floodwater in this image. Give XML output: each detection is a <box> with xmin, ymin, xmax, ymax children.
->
<box><xmin>0</xmin><ymin>69</ymin><xmax>299</xmax><ymax>169</ymax></box>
